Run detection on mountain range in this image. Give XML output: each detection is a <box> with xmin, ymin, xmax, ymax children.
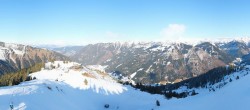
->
<box><xmin>1</xmin><ymin>38</ymin><xmax>250</xmax><ymax>110</ymax></box>
<box><xmin>51</xmin><ymin>38</ymin><xmax>250</xmax><ymax>84</ymax></box>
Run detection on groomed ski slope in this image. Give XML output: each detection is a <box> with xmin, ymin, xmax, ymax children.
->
<box><xmin>0</xmin><ymin>61</ymin><xmax>250</xmax><ymax>110</ymax></box>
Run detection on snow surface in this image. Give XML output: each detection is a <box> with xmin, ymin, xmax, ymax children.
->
<box><xmin>1</xmin><ymin>61</ymin><xmax>250</xmax><ymax>110</ymax></box>
<box><xmin>130</xmin><ymin>68</ymin><xmax>143</xmax><ymax>79</ymax></box>
<box><xmin>166</xmin><ymin>61</ymin><xmax>171</xmax><ymax>66</ymax></box>
<box><xmin>0</xmin><ymin>43</ymin><xmax>27</xmax><ymax>61</ymax></box>
<box><xmin>0</xmin><ymin>49</ymin><xmax>7</xmax><ymax>61</ymax></box>
<box><xmin>5</xmin><ymin>43</ymin><xmax>26</xmax><ymax>56</ymax></box>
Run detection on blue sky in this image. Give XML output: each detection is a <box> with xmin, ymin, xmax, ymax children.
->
<box><xmin>0</xmin><ymin>0</ymin><xmax>250</xmax><ymax>45</ymax></box>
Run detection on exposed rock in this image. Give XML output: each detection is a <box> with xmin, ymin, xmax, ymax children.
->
<box><xmin>0</xmin><ymin>42</ymin><xmax>68</xmax><ymax>75</ymax></box>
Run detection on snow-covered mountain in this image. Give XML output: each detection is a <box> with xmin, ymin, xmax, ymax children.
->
<box><xmin>50</xmin><ymin>38</ymin><xmax>250</xmax><ymax>84</ymax></box>
<box><xmin>0</xmin><ymin>41</ymin><xmax>68</xmax><ymax>74</ymax></box>
<box><xmin>1</xmin><ymin>61</ymin><xmax>250</xmax><ymax>110</ymax></box>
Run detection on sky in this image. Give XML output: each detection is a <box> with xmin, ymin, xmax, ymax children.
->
<box><xmin>0</xmin><ymin>0</ymin><xmax>250</xmax><ymax>45</ymax></box>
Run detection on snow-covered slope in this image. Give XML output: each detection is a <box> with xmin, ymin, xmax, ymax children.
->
<box><xmin>1</xmin><ymin>61</ymin><xmax>250</xmax><ymax>110</ymax></box>
<box><xmin>168</xmin><ymin>66</ymin><xmax>250</xmax><ymax>110</ymax></box>
<box><xmin>0</xmin><ymin>61</ymin><xmax>164</xmax><ymax>110</ymax></box>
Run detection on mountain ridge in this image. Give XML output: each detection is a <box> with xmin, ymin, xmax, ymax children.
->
<box><xmin>50</xmin><ymin>38</ymin><xmax>250</xmax><ymax>84</ymax></box>
<box><xmin>0</xmin><ymin>41</ymin><xmax>69</xmax><ymax>75</ymax></box>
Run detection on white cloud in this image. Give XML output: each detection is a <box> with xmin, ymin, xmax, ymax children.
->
<box><xmin>160</xmin><ymin>24</ymin><xmax>186</xmax><ymax>41</ymax></box>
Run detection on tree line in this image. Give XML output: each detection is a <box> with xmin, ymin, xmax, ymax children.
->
<box><xmin>121</xmin><ymin>65</ymin><xmax>240</xmax><ymax>99</ymax></box>
<box><xmin>0</xmin><ymin>62</ymin><xmax>45</xmax><ymax>87</ymax></box>
<box><xmin>165</xmin><ymin>65</ymin><xmax>240</xmax><ymax>91</ymax></box>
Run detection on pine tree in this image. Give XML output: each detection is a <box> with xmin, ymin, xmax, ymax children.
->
<box><xmin>236</xmin><ymin>76</ymin><xmax>239</xmax><ymax>80</ymax></box>
<box><xmin>104</xmin><ymin>104</ymin><xmax>109</xmax><ymax>108</ymax></box>
<box><xmin>191</xmin><ymin>90</ymin><xmax>197</xmax><ymax>96</ymax></box>
<box><xmin>156</xmin><ymin>100</ymin><xmax>160</xmax><ymax>106</ymax></box>
<box><xmin>84</xmin><ymin>79</ymin><xmax>88</xmax><ymax>85</ymax></box>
